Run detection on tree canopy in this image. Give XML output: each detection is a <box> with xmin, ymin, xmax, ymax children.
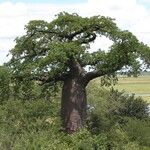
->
<box><xmin>9</xmin><ymin>12</ymin><xmax>150</xmax><ymax>86</ymax></box>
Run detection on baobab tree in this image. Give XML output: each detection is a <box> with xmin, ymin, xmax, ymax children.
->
<box><xmin>9</xmin><ymin>12</ymin><xmax>150</xmax><ymax>133</ymax></box>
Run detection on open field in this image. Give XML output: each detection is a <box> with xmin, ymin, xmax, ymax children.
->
<box><xmin>114</xmin><ymin>76</ymin><xmax>150</xmax><ymax>103</ymax></box>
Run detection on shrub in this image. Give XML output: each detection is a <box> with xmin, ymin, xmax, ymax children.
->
<box><xmin>0</xmin><ymin>66</ymin><xmax>10</xmax><ymax>103</ymax></box>
<box><xmin>86</xmin><ymin>82</ymin><xmax>150</xmax><ymax>149</ymax></box>
<box><xmin>0</xmin><ymin>98</ymin><xmax>110</xmax><ymax>149</ymax></box>
<box><xmin>109</xmin><ymin>88</ymin><xmax>149</xmax><ymax>119</ymax></box>
<box><xmin>0</xmin><ymin>98</ymin><xmax>61</xmax><ymax>149</ymax></box>
<box><xmin>87</xmin><ymin>85</ymin><xmax>149</xmax><ymax>133</ymax></box>
<box><xmin>123</xmin><ymin>118</ymin><xmax>150</xmax><ymax>147</ymax></box>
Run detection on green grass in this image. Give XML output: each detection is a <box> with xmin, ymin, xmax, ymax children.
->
<box><xmin>114</xmin><ymin>76</ymin><xmax>150</xmax><ymax>103</ymax></box>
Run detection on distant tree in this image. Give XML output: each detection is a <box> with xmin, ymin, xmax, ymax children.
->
<box><xmin>8</xmin><ymin>12</ymin><xmax>150</xmax><ymax>133</ymax></box>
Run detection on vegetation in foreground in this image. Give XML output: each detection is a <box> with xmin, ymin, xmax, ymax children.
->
<box><xmin>0</xmin><ymin>78</ymin><xmax>150</xmax><ymax>149</ymax></box>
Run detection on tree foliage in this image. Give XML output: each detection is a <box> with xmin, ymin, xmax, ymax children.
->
<box><xmin>8</xmin><ymin>12</ymin><xmax>150</xmax><ymax>86</ymax></box>
<box><xmin>0</xmin><ymin>66</ymin><xmax>10</xmax><ymax>103</ymax></box>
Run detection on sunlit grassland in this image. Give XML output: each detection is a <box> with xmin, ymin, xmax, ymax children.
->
<box><xmin>114</xmin><ymin>76</ymin><xmax>150</xmax><ymax>103</ymax></box>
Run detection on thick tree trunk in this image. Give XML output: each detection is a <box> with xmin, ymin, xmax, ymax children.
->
<box><xmin>61</xmin><ymin>78</ymin><xmax>87</xmax><ymax>133</ymax></box>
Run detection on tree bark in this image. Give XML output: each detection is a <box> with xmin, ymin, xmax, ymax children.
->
<box><xmin>61</xmin><ymin>78</ymin><xmax>87</xmax><ymax>133</ymax></box>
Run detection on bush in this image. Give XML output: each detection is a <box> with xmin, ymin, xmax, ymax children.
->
<box><xmin>0</xmin><ymin>98</ymin><xmax>110</xmax><ymax>149</ymax></box>
<box><xmin>0</xmin><ymin>66</ymin><xmax>10</xmax><ymax>103</ymax></box>
<box><xmin>124</xmin><ymin>118</ymin><xmax>150</xmax><ymax>147</ymax></box>
<box><xmin>87</xmin><ymin>85</ymin><xmax>149</xmax><ymax>132</ymax></box>
<box><xmin>0</xmin><ymin>98</ymin><xmax>61</xmax><ymax>149</ymax></box>
<box><xmin>86</xmin><ymin>81</ymin><xmax>150</xmax><ymax>149</ymax></box>
<box><xmin>109</xmin><ymin>88</ymin><xmax>149</xmax><ymax>119</ymax></box>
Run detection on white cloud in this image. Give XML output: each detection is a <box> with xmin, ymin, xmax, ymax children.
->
<box><xmin>0</xmin><ymin>0</ymin><xmax>150</xmax><ymax>65</ymax></box>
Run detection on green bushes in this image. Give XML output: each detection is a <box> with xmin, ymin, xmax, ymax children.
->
<box><xmin>0</xmin><ymin>78</ymin><xmax>150</xmax><ymax>149</ymax></box>
<box><xmin>108</xmin><ymin>88</ymin><xmax>149</xmax><ymax>119</ymax></box>
<box><xmin>124</xmin><ymin>118</ymin><xmax>150</xmax><ymax>147</ymax></box>
<box><xmin>0</xmin><ymin>66</ymin><xmax>10</xmax><ymax>103</ymax></box>
<box><xmin>0</xmin><ymin>99</ymin><xmax>109</xmax><ymax>149</ymax></box>
<box><xmin>86</xmin><ymin>81</ymin><xmax>150</xmax><ymax>149</ymax></box>
<box><xmin>0</xmin><ymin>99</ymin><xmax>61</xmax><ymax>149</ymax></box>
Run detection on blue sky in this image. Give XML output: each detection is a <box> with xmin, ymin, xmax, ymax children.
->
<box><xmin>0</xmin><ymin>0</ymin><xmax>149</xmax><ymax>8</ymax></box>
<box><xmin>0</xmin><ymin>0</ymin><xmax>149</xmax><ymax>7</ymax></box>
<box><xmin>0</xmin><ymin>0</ymin><xmax>87</xmax><ymax>4</ymax></box>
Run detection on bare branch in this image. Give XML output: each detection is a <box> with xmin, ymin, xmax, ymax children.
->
<box><xmin>83</xmin><ymin>70</ymin><xmax>104</xmax><ymax>85</ymax></box>
<box><xmin>84</xmin><ymin>63</ymin><xmax>122</xmax><ymax>86</ymax></box>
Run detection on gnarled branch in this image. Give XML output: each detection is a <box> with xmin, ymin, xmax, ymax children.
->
<box><xmin>83</xmin><ymin>63</ymin><xmax>122</xmax><ymax>86</ymax></box>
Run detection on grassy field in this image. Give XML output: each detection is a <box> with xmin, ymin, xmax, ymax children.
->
<box><xmin>113</xmin><ymin>75</ymin><xmax>150</xmax><ymax>103</ymax></box>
